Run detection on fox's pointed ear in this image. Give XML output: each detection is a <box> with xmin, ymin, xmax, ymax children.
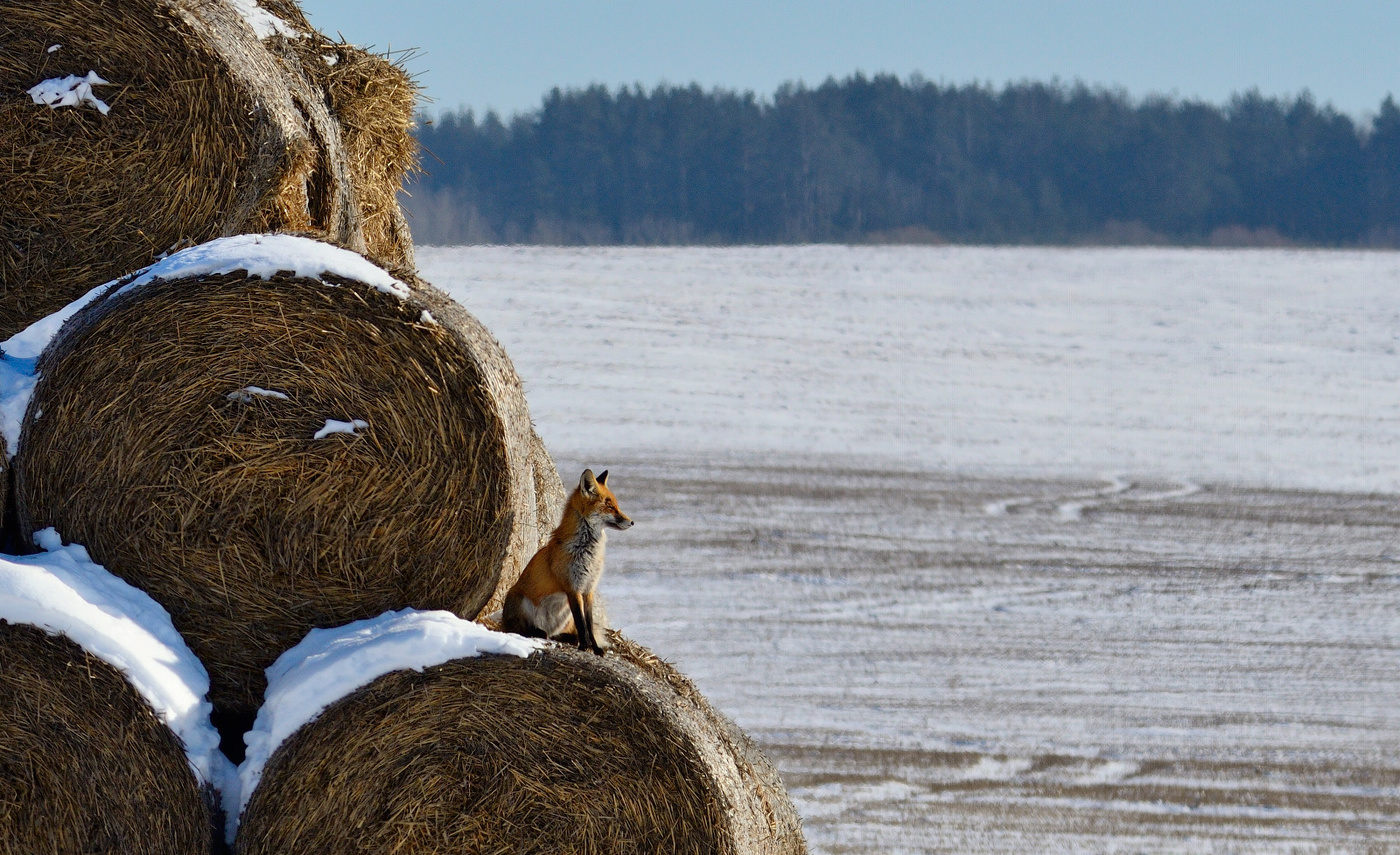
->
<box><xmin>580</xmin><ymin>469</ymin><xmax>598</xmax><ymax>495</ymax></box>
<box><xmin>596</xmin><ymin>470</ymin><xmax>608</xmax><ymax>486</ymax></box>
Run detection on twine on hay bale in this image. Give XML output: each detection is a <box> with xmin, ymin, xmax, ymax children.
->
<box><xmin>0</xmin><ymin>621</ymin><xmax>217</xmax><ymax>854</ymax></box>
<box><xmin>0</xmin><ymin>0</ymin><xmax>417</xmax><ymax>336</ymax></box>
<box><xmin>14</xmin><ymin>241</ymin><xmax>551</xmax><ymax>713</ymax></box>
<box><xmin>236</xmin><ymin>631</ymin><xmax>806</xmax><ymax>855</ymax></box>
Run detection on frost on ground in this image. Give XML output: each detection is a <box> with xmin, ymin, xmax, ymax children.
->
<box><xmin>237</xmin><ymin>610</ymin><xmax>539</xmax><ymax>830</ymax></box>
<box><xmin>422</xmin><ymin>245</ymin><xmax>1400</xmax><ymax>494</ymax></box>
<box><xmin>28</xmin><ymin>71</ymin><xmax>111</xmax><ymax>115</ymax></box>
<box><xmin>593</xmin><ymin>460</ymin><xmax>1400</xmax><ymax>853</ymax></box>
<box><xmin>421</xmin><ymin>246</ymin><xmax>1400</xmax><ymax>853</ymax></box>
<box><xmin>0</xmin><ymin>531</ymin><xmax>236</xmax><ymax>814</ymax></box>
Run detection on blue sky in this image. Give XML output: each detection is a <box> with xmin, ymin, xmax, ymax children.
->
<box><xmin>296</xmin><ymin>1</ymin><xmax>1400</xmax><ymax>120</ymax></box>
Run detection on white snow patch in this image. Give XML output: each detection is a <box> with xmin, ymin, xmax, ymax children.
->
<box><xmin>0</xmin><ymin>279</ymin><xmax>109</xmax><ymax>458</ymax></box>
<box><xmin>0</xmin><ymin>530</ymin><xmax>237</xmax><ymax>814</ymax></box>
<box><xmin>227</xmin><ymin>0</ymin><xmax>301</xmax><ymax>39</ymax></box>
<box><xmin>420</xmin><ymin>309</ymin><xmax>437</xmax><ymax>325</ymax></box>
<box><xmin>1076</xmin><ymin>760</ymin><xmax>1141</xmax><ymax>786</ymax></box>
<box><xmin>313</xmin><ymin>418</ymin><xmax>368</xmax><ymax>439</ymax></box>
<box><xmin>227</xmin><ymin>386</ymin><xmax>289</xmax><ymax>403</ymax></box>
<box><xmin>110</xmin><ymin>234</ymin><xmax>410</xmax><ymax>301</ymax></box>
<box><xmin>960</xmin><ymin>755</ymin><xmax>1034</xmax><ymax>782</ymax></box>
<box><xmin>28</xmin><ymin>71</ymin><xmax>111</xmax><ymax>115</ymax></box>
<box><xmin>322</xmin><ymin>53</ymin><xmax>339</xmax><ymax>66</ymax></box>
<box><xmin>237</xmin><ymin>609</ymin><xmax>541</xmax><ymax>828</ymax></box>
<box><xmin>46</xmin><ymin>44</ymin><xmax>61</xmax><ymax>53</ymax></box>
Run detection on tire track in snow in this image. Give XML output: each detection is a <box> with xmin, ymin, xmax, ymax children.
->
<box><xmin>1059</xmin><ymin>478</ymin><xmax>1201</xmax><ymax>520</ymax></box>
<box><xmin>983</xmin><ymin>475</ymin><xmax>1131</xmax><ymax>517</ymax></box>
<box><xmin>984</xmin><ymin>476</ymin><xmax>1201</xmax><ymax>520</ymax></box>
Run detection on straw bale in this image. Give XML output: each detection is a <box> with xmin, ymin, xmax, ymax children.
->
<box><xmin>288</xmin><ymin>35</ymin><xmax>420</xmax><ymax>272</ymax></box>
<box><xmin>242</xmin><ymin>0</ymin><xmax>420</xmax><ymax>270</ymax></box>
<box><xmin>528</xmin><ymin>426</ymin><xmax>567</xmax><ymax>544</ymax></box>
<box><xmin>15</xmin><ymin>267</ymin><xmax>547</xmax><ymax>713</ymax></box>
<box><xmin>409</xmin><ymin>281</ymin><xmax>566</xmax><ymax>618</ymax></box>
<box><xmin>0</xmin><ymin>0</ymin><xmax>363</xmax><ymax>338</ymax></box>
<box><xmin>0</xmin><ymin>620</ymin><xmax>217</xmax><ymax>854</ymax></box>
<box><xmin>236</xmin><ymin>633</ymin><xmax>806</xmax><ymax>855</ymax></box>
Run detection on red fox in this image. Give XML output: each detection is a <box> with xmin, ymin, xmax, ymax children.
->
<box><xmin>503</xmin><ymin>468</ymin><xmax>633</xmax><ymax>655</ymax></box>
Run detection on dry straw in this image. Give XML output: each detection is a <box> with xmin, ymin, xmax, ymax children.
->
<box><xmin>15</xmin><ymin>266</ymin><xmax>556</xmax><ymax>714</ymax></box>
<box><xmin>237</xmin><ymin>633</ymin><xmax>806</xmax><ymax>855</ymax></box>
<box><xmin>0</xmin><ymin>0</ymin><xmax>417</xmax><ymax>337</ymax></box>
<box><xmin>248</xmin><ymin>0</ymin><xmax>420</xmax><ymax>271</ymax></box>
<box><xmin>0</xmin><ymin>621</ymin><xmax>217</xmax><ymax>854</ymax></box>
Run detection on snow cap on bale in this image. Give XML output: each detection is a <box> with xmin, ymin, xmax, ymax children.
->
<box><xmin>235</xmin><ymin>609</ymin><xmax>541</xmax><ymax>832</ymax></box>
<box><xmin>0</xmin><ymin>533</ymin><xmax>237</xmax><ymax>852</ymax></box>
<box><xmin>0</xmin><ymin>0</ymin><xmax>418</xmax><ymax>337</ymax></box>
<box><xmin>235</xmin><ymin>613</ymin><xmax>806</xmax><ymax>855</ymax></box>
<box><xmin>12</xmin><ymin>234</ymin><xmax>556</xmax><ymax>714</ymax></box>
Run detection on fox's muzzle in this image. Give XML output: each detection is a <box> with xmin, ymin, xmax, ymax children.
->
<box><xmin>607</xmin><ymin>516</ymin><xmax>634</xmax><ymax>530</ymax></box>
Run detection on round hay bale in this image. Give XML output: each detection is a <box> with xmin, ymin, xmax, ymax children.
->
<box><xmin>13</xmin><ymin>236</ymin><xmax>546</xmax><ymax>713</ymax></box>
<box><xmin>225</xmin><ymin>0</ymin><xmax>420</xmax><ymax>270</ymax></box>
<box><xmin>0</xmin><ymin>0</ymin><xmax>363</xmax><ymax>338</ymax></box>
<box><xmin>0</xmin><ymin>620</ymin><xmax>217</xmax><ymax>854</ymax></box>
<box><xmin>528</xmin><ymin>425</ymin><xmax>567</xmax><ymax>541</ymax></box>
<box><xmin>236</xmin><ymin>629</ymin><xmax>806</xmax><ymax>854</ymax></box>
<box><xmin>607</xmin><ymin>634</ymin><xmax>808</xmax><ymax>853</ymax></box>
<box><xmin>289</xmin><ymin>36</ymin><xmax>420</xmax><ymax>272</ymax></box>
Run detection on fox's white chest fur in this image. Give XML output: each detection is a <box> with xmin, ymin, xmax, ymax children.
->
<box><xmin>566</xmin><ymin>516</ymin><xmax>607</xmax><ymax>594</ymax></box>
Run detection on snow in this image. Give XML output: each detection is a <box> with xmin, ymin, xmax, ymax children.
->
<box><xmin>28</xmin><ymin>71</ymin><xmax>111</xmax><ymax>115</ymax></box>
<box><xmin>0</xmin><ymin>234</ymin><xmax>408</xmax><ymax>460</ymax></box>
<box><xmin>236</xmin><ymin>610</ymin><xmax>540</xmax><ymax>829</ymax></box>
<box><xmin>227</xmin><ymin>386</ymin><xmax>289</xmax><ymax>403</ymax></box>
<box><xmin>46</xmin><ymin>44</ymin><xmax>61</xmax><ymax>53</ymax></box>
<box><xmin>107</xmin><ymin>234</ymin><xmax>410</xmax><ymax>301</ymax></box>
<box><xmin>312</xmin><ymin>418</ymin><xmax>367</xmax><ymax>439</ymax></box>
<box><xmin>227</xmin><ymin>0</ymin><xmax>301</xmax><ymax>39</ymax></box>
<box><xmin>0</xmin><ymin>530</ymin><xmax>237</xmax><ymax>815</ymax></box>
<box><xmin>420</xmin><ymin>245</ymin><xmax>1400</xmax><ymax>494</ymax></box>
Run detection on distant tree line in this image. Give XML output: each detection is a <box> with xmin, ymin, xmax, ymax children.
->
<box><xmin>404</xmin><ymin>74</ymin><xmax>1400</xmax><ymax>246</ymax></box>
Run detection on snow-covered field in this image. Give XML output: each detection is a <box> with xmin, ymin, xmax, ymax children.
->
<box><xmin>420</xmin><ymin>246</ymin><xmax>1400</xmax><ymax>853</ymax></box>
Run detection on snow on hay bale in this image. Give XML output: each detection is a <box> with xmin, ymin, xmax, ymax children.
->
<box><xmin>233</xmin><ymin>611</ymin><xmax>807</xmax><ymax>855</ymax></box>
<box><xmin>0</xmin><ymin>0</ymin><xmax>418</xmax><ymax>338</ymax></box>
<box><xmin>11</xmin><ymin>235</ymin><xmax>554</xmax><ymax>713</ymax></box>
<box><xmin>0</xmin><ymin>532</ymin><xmax>237</xmax><ymax>853</ymax></box>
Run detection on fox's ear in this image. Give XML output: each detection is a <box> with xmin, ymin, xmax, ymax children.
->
<box><xmin>596</xmin><ymin>470</ymin><xmax>608</xmax><ymax>486</ymax></box>
<box><xmin>580</xmin><ymin>469</ymin><xmax>598</xmax><ymax>495</ymax></box>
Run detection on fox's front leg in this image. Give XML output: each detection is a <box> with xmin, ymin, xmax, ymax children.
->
<box><xmin>566</xmin><ymin>592</ymin><xmax>592</xmax><ymax>653</ymax></box>
<box><xmin>581</xmin><ymin>591</ymin><xmax>605</xmax><ymax>655</ymax></box>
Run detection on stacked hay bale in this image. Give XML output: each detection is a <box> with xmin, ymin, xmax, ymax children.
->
<box><xmin>0</xmin><ymin>623</ymin><xmax>216</xmax><ymax>854</ymax></box>
<box><xmin>235</xmin><ymin>611</ymin><xmax>805</xmax><ymax>855</ymax></box>
<box><xmin>0</xmin><ymin>540</ymin><xmax>236</xmax><ymax>854</ymax></box>
<box><xmin>12</xmin><ymin>235</ymin><xmax>557</xmax><ymax>714</ymax></box>
<box><xmin>0</xmin><ymin>0</ymin><xmax>417</xmax><ymax>337</ymax></box>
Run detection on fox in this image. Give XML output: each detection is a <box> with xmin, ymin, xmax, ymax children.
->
<box><xmin>503</xmin><ymin>468</ymin><xmax>633</xmax><ymax>655</ymax></box>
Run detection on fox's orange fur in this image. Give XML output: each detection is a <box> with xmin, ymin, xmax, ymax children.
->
<box><xmin>503</xmin><ymin>469</ymin><xmax>633</xmax><ymax>655</ymax></box>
